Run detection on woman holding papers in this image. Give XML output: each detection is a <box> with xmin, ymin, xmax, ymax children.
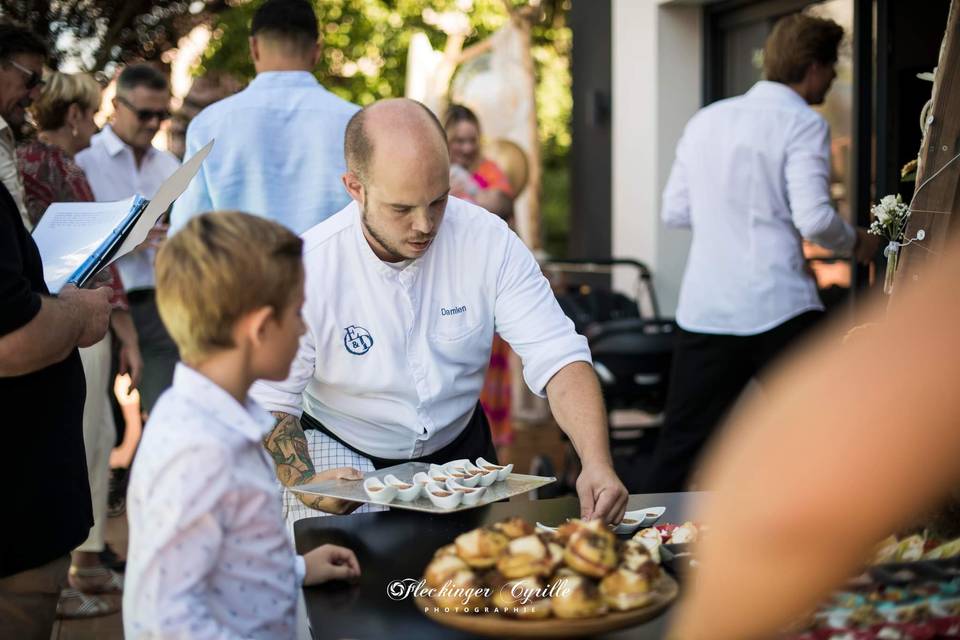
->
<box><xmin>16</xmin><ymin>71</ymin><xmax>140</xmax><ymax>618</ymax></box>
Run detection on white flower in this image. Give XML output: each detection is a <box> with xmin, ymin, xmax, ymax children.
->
<box><xmin>880</xmin><ymin>194</ymin><xmax>899</xmax><ymax>210</ymax></box>
<box><xmin>876</xmin><ymin>208</ymin><xmax>893</xmax><ymax>225</ymax></box>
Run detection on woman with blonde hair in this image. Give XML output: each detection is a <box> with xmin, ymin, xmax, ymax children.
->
<box><xmin>17</xmin><ymin>71</ymin><xmax>142</xmax><ymax>619</ymax></box>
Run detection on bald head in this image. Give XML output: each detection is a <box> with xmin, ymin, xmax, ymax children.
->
<box><xmin>344</xmin><ymin>98</ymin><xmax>448</xmax><ymax>184</ymax></box>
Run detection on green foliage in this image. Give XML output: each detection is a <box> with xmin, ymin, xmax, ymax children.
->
<box><xmin>200</xmin><ymin>1</ymin><xmax>506</xmax><ymax>104</ymax></box>
<box><xmin>541</xmin><ymin>162</ymin><xmax>570</xmax><ymax>258</ymax></box>
<box><xmin>1</xmin><ymin>0</ymin><xmax>230</xmax><ymax>73</ymax></box>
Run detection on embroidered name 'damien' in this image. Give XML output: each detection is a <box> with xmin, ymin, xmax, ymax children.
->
<box><xmin>440</xmin><ymin>305</ymin><xmax>467</xmax><ymax>316</ymax></box>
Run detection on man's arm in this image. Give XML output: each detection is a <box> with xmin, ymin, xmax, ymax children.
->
<box><xmin>662</xmin><ymin>128</ymin><xmax>693</xmax><ymax>229</ymax></box>
<box><xmin>0</xmin><ymin>286</ymin><xmax>111</xmax><ymax>377</ymax></box>
<box><xmin>492</xmin><ymin>231</ymin><xmax>627</xmax><ymax>524</ymax></box>
<box><xmin>545</xmin><ymin>361</ymin><xmax>628</xmax><ymax>524</ymax></box>
<box><xmin>263</xmin><ymin>411</ymin><xmax>362</xmax><ymax>515</ymax></box>
<box><xmin>785</xmin><ymin>115</ymin><xmax>858</xmax><ymax>253</ymax></box>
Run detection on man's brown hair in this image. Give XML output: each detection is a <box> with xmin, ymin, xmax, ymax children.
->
<box><xmin>156</xmin><ymin>211</ymin><xmax>303</xmax><ymax>364</ymax></box>
<box><xmin>763</xmin><ymin>13</ymin><xmax>844</xmax><ymax>85</ymax></box>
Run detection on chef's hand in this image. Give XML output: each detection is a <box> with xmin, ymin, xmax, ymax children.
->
<box><xmin>302</xmin><ymin>544</ymin><xmax>360</xmax><ymax>585</ymax></box>
<box><xmin>577</xmin><ymin>461</ymin><xmax>628</xmax><ymax>524</ymax></box>
<box><xmin>298</xmin><ymin>466</ymin><xmax>364</xmax><ymax>515</ymax></box>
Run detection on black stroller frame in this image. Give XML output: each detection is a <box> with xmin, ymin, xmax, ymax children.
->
<box><xmin>531</xmin><ymin>258</ymin><xmax>677</xmax><ymax>497</ymax></box>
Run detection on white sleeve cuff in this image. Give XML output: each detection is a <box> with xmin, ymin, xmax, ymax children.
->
<box><xmin>249</xmin><ymin>380</ymin><xmax>304</xmax><ymax>418</ymax></box>
<box><xmin>524</xmin><ymin>336</ymin><xmax>593</xmax><ymax>398</ymax></box>
<box><xmin>295</xmin><ymin>554</ymin><xmax>307</xmax><ymax>585</ymax></box>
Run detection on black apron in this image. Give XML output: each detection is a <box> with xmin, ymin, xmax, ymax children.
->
<box><xmin>301</xmin><ymin>402</ymin><xmax>499</xmax><ymax>471</ymax></box>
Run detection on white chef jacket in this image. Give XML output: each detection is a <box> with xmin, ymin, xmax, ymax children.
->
<box><xmin>662</xmin><ymin>80</ymin><xmax>857</xmax><ymax>336</ymax></box>
<box><xmin>251</xmin><ymin>197</ymin><xmax>591</xmax><ymax>461</ymax></box>
<box><xmin>75</xmin><ymin>125</ymin><xmax>180</xmax><ymax>291</ymax></box>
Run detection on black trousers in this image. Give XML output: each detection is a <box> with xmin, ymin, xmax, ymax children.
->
<box><xmin>642</xmin><ymin>311</ymin><xmax>822</xmax><ymax>493</ymax></box>
<box><xmin>127</xmin><ymin>289</ymin><xmax>179</xmax><ymax>416</ymax></box>
<box><xmin>301</xmin><ymin>402</ymin><xmax>499</xmax><ymax>470</ymax></box>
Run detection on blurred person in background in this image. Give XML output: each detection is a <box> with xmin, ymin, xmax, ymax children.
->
<box><xmin>671</xmin><ymin>239</ymin><xmax>960</xmax><ymax>640</ymax></box>
<box><xmin>445</xmin><ymin>103</ymin><xmax>516</xmax><ymax>447</ymax></box>
<box><xmin>75</xmin><ymin>63</ymin><xmax>180</xmax><ymax>516</ymax></box>
<box><xmin>171</xmin><ymin>0</ymin><xmax>357</xmax><ymax>233</ymax></box>
<box><xmin>0</xmin><ymin>22</ymin><xmax>42</xmax><ymax>227</ymax></box>
<box><xmin>645</xmin><ymin>13</ymin><xmax>880</xmax><ymax>494</ymax></box>
<box><xmin>18</xmin><ymin>70</ymin><xmax>142</xmax><ymax>618</ymax></box>
<box><xmin>445</xmin><ymin>104</ymin><xmax>514</xmax><ymax>222</ymax></box>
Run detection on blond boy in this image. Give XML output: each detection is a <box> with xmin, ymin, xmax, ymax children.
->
<box><xmin>123</xmin><ymin>212</ymin><xmax>359</xmax><ymax>639</ymax></box>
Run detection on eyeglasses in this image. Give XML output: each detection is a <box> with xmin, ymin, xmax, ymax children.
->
<box><xmin>7</xmin><ymin>59</ymin><xmax>44</xmax><ymax>90</ymax></box>
<box><xmin>117</xmin><ymin>96</ymin><xmax>170</xmax><ymax>123</ymax></box>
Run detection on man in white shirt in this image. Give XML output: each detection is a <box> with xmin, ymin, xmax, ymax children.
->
<box><xmin>0</xmin><ymin>24</ymin><xmax>45</xmax><ymax>229</ymax></box>
<box><xmin>170</xmin><ymin>0</ymin><xmax>358</xmax><ymax>235</ymax></box>
<box><xmin>76</xmin><ymin>64</ymin><xmax>180</xmax><ymax>417</ymax></box>
<box><xmin>252</xmin><ymin>98</ymin><xmax>629</xmax><ymax>526</ymax></box>
<box><xmin>644</xmin><ymin>14</ymin><xmax>880</xmax><ymax>493</ymax></box>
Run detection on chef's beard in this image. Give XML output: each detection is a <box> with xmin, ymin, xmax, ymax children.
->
<box><xmin>361</xmin><ymin>204</ymin><xmax>416</xmax><ymax>262</ymax></box>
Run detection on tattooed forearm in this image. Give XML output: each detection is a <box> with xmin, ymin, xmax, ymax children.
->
<box><xmin>263</xmin><ymin>412</ymin><xmax>353</xmax><ymax>513</ymax></box>
<box><xmin>263</xmin><ymin>412</ymin><xmax>316</xmax><ymax>486</ymax></box>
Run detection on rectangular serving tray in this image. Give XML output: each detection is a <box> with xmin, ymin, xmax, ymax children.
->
<box><xmin>290</xmin><ymin>461</ymin><xmax>556</xmax><ymax>514</ymax></box>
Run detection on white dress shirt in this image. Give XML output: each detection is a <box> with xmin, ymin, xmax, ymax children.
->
<box><xmin>662</xmin><ymin>81</ymin><xmax>856</xmax><ymax>336</ymax></box>
<box><xmin>0</xmin><ymin>116</ymin><xmax>28</xmax><ymax>229</ymax></box>
<box><xmin>124</xmin><ymin>364</ymin><xmax>306</xmax><ymax>640</ymax></box>
<box><xmin>170</xmin><ymin>71</ymin><xmax>358</xmax><ymax>235</ymax></box>
<box><xmin>251</xmin><ymin>197</ymin><xmax>591</xmax><ymax>461</ymax></box>
<box><xmin>75</xmin><ymin>125</ymin><xmax>180</xmax><ymax>291</ymax></box>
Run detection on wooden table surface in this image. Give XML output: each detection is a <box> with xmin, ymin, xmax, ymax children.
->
<box><xmin>295</xmin><ymin>492</ymin><xmax>702</xmax><ymax>639</ymax></box>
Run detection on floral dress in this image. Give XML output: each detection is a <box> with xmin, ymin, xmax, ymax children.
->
<box><xmin>17</xmin><ymin>139</ymin><xmax>127</xmax><ymax>308</ymax></box>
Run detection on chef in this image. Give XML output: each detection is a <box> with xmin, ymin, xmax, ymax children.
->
<box><xmin>251</xmin><ymin>98</ymin><xmax>627</xmax><ymax>526</ymax></box>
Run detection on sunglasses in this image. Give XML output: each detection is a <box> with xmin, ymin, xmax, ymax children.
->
<box><xmin>7</xmin><ymin>59</ymin><xmax>44</xmax><ymax>90</ymax></box>
<box><xmin>117</xmin><ymin>96</ymin><xmax>170</xmax><ymax>123</ymax></box>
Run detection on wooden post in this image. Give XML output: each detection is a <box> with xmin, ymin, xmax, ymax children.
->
<box><xmin>890</xmin><ymin>0</ymin><xmax>960</xmax><ymax>299</ymax></box>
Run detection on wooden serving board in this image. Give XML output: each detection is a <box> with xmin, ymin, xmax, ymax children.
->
<box><xmin>414</xmin><ymin>574</ymin><xmax>678</xmax><ymax>638</ymax></box>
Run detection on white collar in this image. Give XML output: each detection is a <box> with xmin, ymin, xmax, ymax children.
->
<box><xmin>747</xmin><ymin>81</ymin><xmax>810</xmax><ymax>108</ymax></box>
<box><xmin>171</xmin><ymin>363</ymin><xmax>274</xmax><ymax>442</ymax></box>
<box><xmin>99</xmin><ymin>124</ymin><xmax>156</xmax><ymax>160</ymax></box>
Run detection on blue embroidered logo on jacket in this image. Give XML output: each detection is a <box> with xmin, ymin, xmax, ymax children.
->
<box><xmin>344</xmin><ymin>325</ymin><xmax>374</xmax><ymax>355</ymax></box>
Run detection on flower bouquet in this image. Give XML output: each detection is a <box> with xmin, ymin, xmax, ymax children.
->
<box><xmin>868</xmin><ymin>194</ymin><xmax>911</xmax><ymax>294</ymax></box>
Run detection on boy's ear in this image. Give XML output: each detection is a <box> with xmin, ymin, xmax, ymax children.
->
<box><xmin>242</xmin><ymin>305</ymin><xmax>276</xmax><ymax>347</ymax></box>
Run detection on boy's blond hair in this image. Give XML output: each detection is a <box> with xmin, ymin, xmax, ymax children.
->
<box><xmin>156</xmin><ymin>211</ymin><xmax>303</xmax><ymax>364</ymax></box>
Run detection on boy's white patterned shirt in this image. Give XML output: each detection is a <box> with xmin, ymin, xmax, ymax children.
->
<box><xmin>124</xmin><ymin>363</ymin><xmax>305</xmax><ymax>639</ymax></box>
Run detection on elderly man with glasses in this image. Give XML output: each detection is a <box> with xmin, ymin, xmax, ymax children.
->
<box><xmin>76</xmin><ymin>64</ymin><xmax>180</xmax><ymax>473</ymax></box>
<box><xmin>0</xmin><ymin>23</ymin><xmax>115</xmax><ymax>639</ymax></box>
<box><xmin>0</xmin><ymin>23</ymin><xmax>45</xmax><ymax>228</ymax></box>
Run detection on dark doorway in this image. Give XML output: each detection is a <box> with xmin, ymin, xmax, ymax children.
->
<box><xmin>876</xmin><ymin>0</ymin><xmax>951</xmax><ymax>205</ymax></box>
<box><xmin>567</xmin><ymin>0</ymin><xmax>612</xmax><ymax>263</ymax></box>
